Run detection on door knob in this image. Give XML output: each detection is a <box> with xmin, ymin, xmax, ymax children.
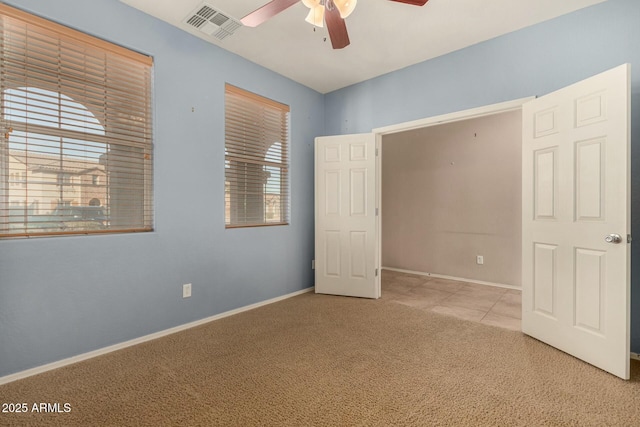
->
<box><xmin>605</xmin><ymin>234</ymin><xmax>622</xmax><ymax>244</ymax></box>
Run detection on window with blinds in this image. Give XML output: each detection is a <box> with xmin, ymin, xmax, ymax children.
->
<box><xmin>0</xmin><ymin>4</ymin><xmax>153</xmax><ymax>238</ymax></box>
<box><xmin>225</xmin><ymin>84</ymin><xmax>289</xmax><ymax>228</ymax></box>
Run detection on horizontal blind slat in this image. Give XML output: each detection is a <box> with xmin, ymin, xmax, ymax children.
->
<box><xmin>225</xmin><ymin>81</ymin><xmax>289</xmax><ymax>228</ymax></box>
<box><xmin>224</xmin><ymin>84</ymin><xmax>289</xmax><ymax>227</ymax></box>
<box><xmin>0</xmin><ymin>4</ymin><xmax>152</xmax><ymax>66</ymax></box>
<box><xmin>0</xmin><ymin>4</ymin><xmax>154</xmax><ymax>238</ymax></box>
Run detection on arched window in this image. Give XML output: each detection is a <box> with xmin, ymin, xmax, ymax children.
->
<box><xmin>224</xmin><ymin>84</ymin><xmax>289</xmax><ymax>227</ymax></box>
<box><xmin>3</xmin><ymin>87</ymin><xmax>108</xmax><ymax>231</ymax></box>
<box><xmin>0</xmin><ymin>4</ymin><xmax>153</xmax><ymax>238</ymax></box>
<box><xmin>4</xmin><ymin>87</ymin><xmax>105</xmax><ymax>135</ymax></box>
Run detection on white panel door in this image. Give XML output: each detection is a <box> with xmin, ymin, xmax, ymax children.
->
<box><xmin>522</xmin><ymin>64</ymin><xmax>630</xmax><ymax>379</ymax></box>
<box><xmin>315</xmin><ymin>133</ymin><xmax>379</xmax><ymax>298</ymax></box>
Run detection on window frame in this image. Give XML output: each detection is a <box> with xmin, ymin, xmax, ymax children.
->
<box><xmin>0</xmin><ymin>4</ymin><xmax>154</xmax><ymax>239</ymax></box>
<box><xmin>224</xmin><ymin>84</ymin><xmax>290</xmax><ymax>228</ymax></box>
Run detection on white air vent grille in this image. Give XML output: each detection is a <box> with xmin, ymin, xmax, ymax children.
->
<box><xmin>210</xmin><ymin>12</ymin><xmax>229</xmax><ymax>27</ymax></box>
<box><xmin>186</xmin><ymin>15</ymin><xmax>207</xmax><ymax>28</ymax></box>
<box><xmin>195</xmin><ymin>5</ymin><xmax>216</xmax><ymax>20</ymax></box>
<box><xmin>183</xmin><ymin>3</ymin><xmax>242</xmax><ymax>40</ymax></box>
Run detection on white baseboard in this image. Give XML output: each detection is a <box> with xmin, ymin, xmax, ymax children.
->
<box><xmin>382</xmin><ymin>267</ymin><xmax>520</xmax><ymax>291</ymax></box>
<box><xmin>631</xmin><ymin>352</ymin><xmax>640</xmax><ymax>361</ymax></box>
<box><xmin>0</xmin><ymin>286</ymin><xmax>314</xmax><ymax>386</ymax></box>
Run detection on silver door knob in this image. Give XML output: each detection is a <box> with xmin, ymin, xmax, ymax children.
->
<box><xmin>605</xmin><ymin>234</ymin><xmax>622</xmax><ymax>244</ymax></box>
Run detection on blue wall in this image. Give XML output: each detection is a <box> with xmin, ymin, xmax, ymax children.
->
<box><xmin>0</xmin><ymin>0</ymin><xmax>323</xmax><ymax>377</ymax></box>
<box><xmin>1</xmin><ymin>0</ymin><xmax>639</xmax><ymax>378</ymax></box>
<box><xmin>325</xmin><ymin>0</ymin><xmax>640</xmax><ymax>353</ymax></box>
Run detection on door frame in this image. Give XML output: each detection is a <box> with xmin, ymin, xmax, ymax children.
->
<box><xmin>371</xmin><ymin>96</ymin><xmax>535</xmax><ymax>288</ymax></box>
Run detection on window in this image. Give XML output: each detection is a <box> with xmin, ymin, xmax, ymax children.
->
<box><xmin>225</xmin><ymin>84</ymin><xmax>289</xmax><ymax>227</ymax></box>
<box><xmin>0</xmin><ymin>4</ymin><xmax>153</xmax><ymax>238</ymax></box>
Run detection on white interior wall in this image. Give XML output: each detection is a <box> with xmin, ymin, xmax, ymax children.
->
<box><xmin>381</xmin><ymin>110</ymin><xmax>522</xmax><ymax>287</ymax></box>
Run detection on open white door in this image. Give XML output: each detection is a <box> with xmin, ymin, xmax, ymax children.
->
<box><xmin>315</xmin><ymin>133</ymin><xmax>379</xmax><ymax>298</ymax></box>
<box><xmin>522</xmin><ymin>64</ymin><xmax>630</xmax><ymax>379</ymax></box>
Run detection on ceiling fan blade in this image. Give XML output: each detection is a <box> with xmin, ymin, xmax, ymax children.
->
<box><xmin>388</xmin><ymin>0</ymin><xmax>429</xmax><ymax>5</ymax></box>
<box><xmin>241</xmin><ymin>0</ymin><xmax>300</xmax><ymax>27</ymax></box>
<box><xmin>324</xmin><ymin>5</ymin><xmax>350</xmax><ymax>49</ymax></box>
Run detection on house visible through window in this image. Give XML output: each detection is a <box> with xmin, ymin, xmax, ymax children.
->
<box><xmin>225</xmin><ymin>84</ymin><xmax>290</xmax><ymax>227</ymax></box>
<box><xmin>0</xmin><ymin>4</ymin><xmax>153</xmax><ymax>238</ymax></box>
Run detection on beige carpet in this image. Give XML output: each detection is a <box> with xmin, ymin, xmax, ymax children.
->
<box><xmin>1</xmin><ymin>292</ymin><xmax>639</xmax><ymax>426</ymax></box>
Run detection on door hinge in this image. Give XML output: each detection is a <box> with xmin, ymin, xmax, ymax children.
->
<box><xmin>628</xmin><ymin>234</ymin><xmax>633</xmax><ymax>244</ymax></box>
<box><xmin>375</xmin><ymin>268</ymin><xmax>379</xmax><ymax>277</ymax></box>
<box><xmin>375</xmin><ymin>148</ymin><xmax>379</xmax><ymax>156</ymax></box>
<box><xmin>375</xmin><ymin>208</ymin><xmax>379</xmax><ymax>216</ymax></box>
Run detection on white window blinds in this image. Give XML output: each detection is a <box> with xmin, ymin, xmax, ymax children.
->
<box><xmin>225</xmin><ymin>84</ymin><xmax>289</xmax><ymax>227</ymax></box>
<box><xmin>0</xmin><ymin>4</ymin><xmax>153</xmax><ymax>238</ymax></box>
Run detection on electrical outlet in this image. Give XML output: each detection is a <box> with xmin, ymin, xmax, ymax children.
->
<box><xmin>182</xmin><ymin>283</ymin><xmax>192</xmax><ymax>298</ymax></box>
<box><xmin>312</xmin><ymin>260</ymin><xmax>315</xmax><ymax>270</ymax></box>
<box><xmin>476</xmin><ymin>255</ymin><xmax>484</xmax><ymax>265</ymax></box>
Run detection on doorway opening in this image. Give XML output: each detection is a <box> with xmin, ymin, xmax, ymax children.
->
<box><xmin>375</xmin><ymin>102</ymin><xmax>527</xmax><ymax>330</ymax></box>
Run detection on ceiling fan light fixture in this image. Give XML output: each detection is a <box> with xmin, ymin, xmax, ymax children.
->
<box><xmin>305</xmin><ymin>5</ymin><xmax>325</xmax><ymax>27</ymax></box>
<box><xmin>301</xmin><ymin>0</ymin><xmax>321</xmax><ymax>8</ymax></box>
<box><xmin>333</xmin><ymin>0</ymin><xmax>357</xmax><ymax>18</ymax></box>
<box><xmin>241</xmin><ymin>0</ymin><xmax>428</xmax><ymax>51</ymax></box>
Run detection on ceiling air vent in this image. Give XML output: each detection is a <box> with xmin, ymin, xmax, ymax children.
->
<box><xmin>183</xmin><ymin>3</ymin><xmax>242</xmax><ymax>40</ymax></box>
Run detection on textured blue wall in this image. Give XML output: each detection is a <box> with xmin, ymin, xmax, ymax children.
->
<box><xmin>0</xmin><ymin>0</ymin><xmax>323</xmax><ymax>377</ymax></box>
<box><xmin>325</xmin><ymin>0</ymin><xmax>640</xmax><ymax>353</ymax></box>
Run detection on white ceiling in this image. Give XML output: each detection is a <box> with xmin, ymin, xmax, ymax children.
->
<box><xmin>120</xmin><ymin>0</ymin><xmax>606</xmax><ymax>94</ymax></box>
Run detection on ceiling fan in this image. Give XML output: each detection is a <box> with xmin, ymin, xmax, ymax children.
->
<box><xmin>241</xmin><ymin>0</ymin><xmax>429</xmax><ymax>49</ymax></box>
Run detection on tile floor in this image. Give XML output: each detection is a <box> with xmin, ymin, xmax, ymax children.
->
<box><xmin>381</xmin><ymin>269</ymin><xmax>522</xmax><ymax>331</ymax></box>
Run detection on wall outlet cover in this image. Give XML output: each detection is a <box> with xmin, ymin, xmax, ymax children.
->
<box><xmin>183</xmin><ymin>283</ymin><xmax>192</xmax><ymax>298</ymax></box>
